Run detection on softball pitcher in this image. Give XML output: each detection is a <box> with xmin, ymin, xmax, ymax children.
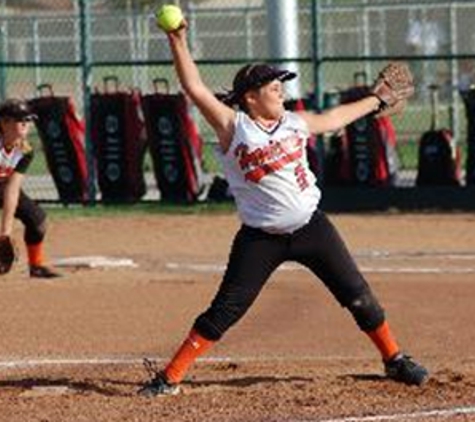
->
<box><xmin>0</xmin><ymin>98</ymin><xmax>61</xmax><ymax>278</ymax></box>
<box><xmin>139</xmin><ymin>18</ymin><xmax>428</xmax><ymax>396</ymax></box>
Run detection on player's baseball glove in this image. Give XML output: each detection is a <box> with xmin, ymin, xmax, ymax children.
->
<box><xmin>0</xmin><ymin>235</ymin><xmax>18</xmax><ymax>275</ymax></box>
<box><xmin>371</xmin><ymin>62</ymin><xmax>414</xmax><ymax>117</ymax></box>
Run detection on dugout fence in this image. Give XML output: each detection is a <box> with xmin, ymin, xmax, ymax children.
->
<box><xmin>1</xmin><ymin>0</ymin><xmax>475</xmax><ymax>209</ymax></box>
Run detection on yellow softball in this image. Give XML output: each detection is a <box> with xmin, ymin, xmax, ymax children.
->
<box><xmin>155</xmin><ymin>4</ymin><xmax>184</xmax><ymax>32</ymax></box>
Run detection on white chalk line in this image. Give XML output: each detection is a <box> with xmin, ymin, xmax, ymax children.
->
<box><xmin>166</xmin><ymin>249</ymin><xmax>475</xmax><ymax>275</ymax></box>
<box><xmin>354</xmin><ymin>250</ymin><xmax>475</xmax><ymax>259</ymax></box>
<box><xmin>166</xmin><ymin>262</ymin><xmax>475</xmax><ymax>274</ymax></box>
<box><xmin>0</xmin><ymin>354</ymin><xmax>383</xmax><ymax>370</ymax></box>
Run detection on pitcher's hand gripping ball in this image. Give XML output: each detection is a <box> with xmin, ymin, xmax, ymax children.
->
<box><xmin>0</xmin><ymin>235</ymin><xmax>18</xmax><ymax>275</ymax></box>
<box><xmin>155</xmin><ymin>4</ymin><xmax>184</xmax><ymax>32</ymax></box>
<box><xmin>371</xmin><ymin>62</ymin><xmax>415</xmax><ymax>117</ymax></box>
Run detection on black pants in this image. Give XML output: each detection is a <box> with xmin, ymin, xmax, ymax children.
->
<box><xmin>194</xmin><ymin>210</ymin><xmax>382</xmax><ymax>341</ymax></box>
<box><xmin>0</xmin><ymin>183</ymin><xmax>47</xmax><ymax>245</ymax></box>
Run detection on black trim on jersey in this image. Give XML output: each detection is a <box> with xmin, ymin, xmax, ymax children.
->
<box><xmin>15</xmin><ymin>150</ymin><xmax>34</xmax><ymax>174</ymax></box>
<box><xmin>253</xmin><ymin>116</ymin><xmax>284</xmax><ymax>135</ymax></box>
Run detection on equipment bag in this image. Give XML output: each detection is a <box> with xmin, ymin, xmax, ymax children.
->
<box><xmin>461</xmin><ymin>87</ymin><xmax>475</xmax><ymax>185</ymax></box>
<box><xmin>321</xmin><ymin>91</ymin><xmax>352</xmax><ymax>186</ymax></box>
<box><xmin>416</xmin><ymin>85</ymin><xmax>461</xmax><ymax>186</ymax></box>
<box><xmin>339</xmin><ymin>71</ymin><xmax>399</xmax><ymax>187</ymax></box>
<box><xmin>28</xmin><ymin>84</ymin><xmax>89</xmax><ymax>204</ymax></box>
<box><xmin>141</xmin><ymin>78</ymin><xmax>203</xmax><ymax>203</ymax></box>
<box><xmin>90</xmin><ymin>76</ymin><xmax>147</xmax><ymax>203</ymax></box>
<box><xmin>324</xmin><ymin>130</ymin><xmax>352</xmax><ymax>186</ymax></box>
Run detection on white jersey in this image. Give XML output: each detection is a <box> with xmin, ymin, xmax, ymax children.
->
<box><xmin>0</xmin><ymin>137</ymin><xmax>33</xmax><ymax>180</ymax></box>
<box><xmin>219</xmin><ymin>111</ymin><xmax>321</xmax><ymax>234</ymax></box>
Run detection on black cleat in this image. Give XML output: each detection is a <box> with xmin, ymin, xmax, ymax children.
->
<box><xmin>384</xmin><ymin>353</ymin><xmax>429</xmax><ymax>386</ymax></box>
<box><xmin>138</xmin><ymin>371</ymin><xmax>180</xmax><ymax>397</ymax></box>
<box><xmin>29</xmin><ymin>265</ymin><xmax>62</xmax><ymax>279</ymax></box>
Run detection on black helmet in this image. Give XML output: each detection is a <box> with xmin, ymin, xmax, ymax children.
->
<box><xmin>222</xmin><ymin>63</ymin><xmax>297</xmax><ymax>105</ymax></box>
<box><xmin>0</xmin><ymin>98</ymin><xmax>37</xmax><ymax>121</ymax></box>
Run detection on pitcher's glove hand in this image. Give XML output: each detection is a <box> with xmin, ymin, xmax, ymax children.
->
<box><xmin>371</xmin><ymin>62</ymin><xmax>414</xmax><ymax>117</ymax></box>
<box><xmin>0</xmin><ymin>235</ymin><xmax>18</xmax><ymax>275</ymax></box>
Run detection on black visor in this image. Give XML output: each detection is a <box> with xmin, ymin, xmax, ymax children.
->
<box><xmin>0</xmin><ymin>99</ymin><xmax>37</xmax><ymax>121</ymax></box>
<box><xmin>222</xmin><ymin>64</ymin><xmax>297</xmax><ymax>105</ymax></box>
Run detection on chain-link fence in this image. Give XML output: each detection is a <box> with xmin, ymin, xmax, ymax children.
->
<box><xmin>1</xmin><ymin>0</ymin><xmax>475</xmax><ymax>203</ymax></box>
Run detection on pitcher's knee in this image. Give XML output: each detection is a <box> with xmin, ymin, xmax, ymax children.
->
<box><xmin>346</xmin><ymin>291</ymin><xmax>385</xmax><ymax>332</ymax></box>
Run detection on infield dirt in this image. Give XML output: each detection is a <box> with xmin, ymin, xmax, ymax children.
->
<box><xmin>1</xmin><ymin>212</ymin><xmax>474</xmax><ymax>421</ymax></box>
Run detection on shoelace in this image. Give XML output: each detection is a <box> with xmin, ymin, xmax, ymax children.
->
<box><xmin>397</xmin><ymin>355</ymin><xmax>416</xmax><ymax>367</ymax></box>
<box><xmin>403</xmin><ymin>358</ymin><xmax>424</xmax><ymax>374</ymax></box>
<box><xmin>388</xmin><ymin>353</ymin><xmax>410</xmax><ymax>364</ymax></box>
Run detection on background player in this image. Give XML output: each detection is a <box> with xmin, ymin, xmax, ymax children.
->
<box><xmin>0</xmin><ymin>98</ymin><xmax>61</xmax><ymax>278</ymax></box>
<box><xmin>139</xmin><ymin>16</ymin><xmax>428</xmax><ymax>396</ymax></box>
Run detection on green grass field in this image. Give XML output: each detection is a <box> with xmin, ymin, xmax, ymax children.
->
<box><xmin>42</xmin><ymin>200</ymin><xmax>237</xmax><ymax>218</ymax></box>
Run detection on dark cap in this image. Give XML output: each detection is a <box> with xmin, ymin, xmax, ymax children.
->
<box><xmin>0</xmin><ymin>98</ymin><xmax>37</xmax><ymax>121</ymax></box>
<box><xmin>224</xmin><ymin>64</ymin><xmax>297</xmax><ymax>105</ymax></box>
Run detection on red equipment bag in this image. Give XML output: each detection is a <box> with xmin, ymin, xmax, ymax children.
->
<box><xmin>416</xmin><ymin>85</ymin><xmax>461</xmax><ymax>186</ymax></box>
<box><xmin>324</xmin><ymin>129</ymin><xmax>352</xmax><ymax>186</ymax></box>
<box><xmin>321</xmin><ymin>91</ymin><xmax>351</xmax><ymax>186</ymax></box>
<box><xmin>90</xmin><ymin>76</ymin><xmax>147</xmax><ymax>203</ymax></box>
<box><xmin>339</xmin><ymin>71</ymin><xmax>399</xmax><ymax>186</ymax></box>
<box><xmin>461</xmin><ymin>86</ymin><xmax>475</xmax><ymax>185</ymax></box>
<box><xmin>28</xmin><ymin>84</ymin><xmax>89</xmax><ymax>204</ymax></box>
<box><xmin>141</xmin><ymin>78</ymin><xmax>203</xmax><ymax>203</ymax></box>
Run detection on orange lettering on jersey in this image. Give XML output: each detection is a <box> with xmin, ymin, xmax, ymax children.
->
<box><xmin>0</xmin><ymin>166</ymin><xmax>14</xmax><ymax>178</ymax></box>
<box><xmin>234</xmin><ymin>134</ymin><xmax>305</xmax><ymax>183</ymax></box>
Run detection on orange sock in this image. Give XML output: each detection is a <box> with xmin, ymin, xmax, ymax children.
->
<box><xmin>26</xmin><ymin>242</ymin><xmax>45</xmax><ymax>267</ymax></box>
<box><xmin>164</xmin><ymin>329</ymin><xmax>215</xmax><ymax>384</ymax></box>
<box><xmin>366</xmin><ymin>321</ymin><xmax>400</xmax><ymax>361</ymax></box>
